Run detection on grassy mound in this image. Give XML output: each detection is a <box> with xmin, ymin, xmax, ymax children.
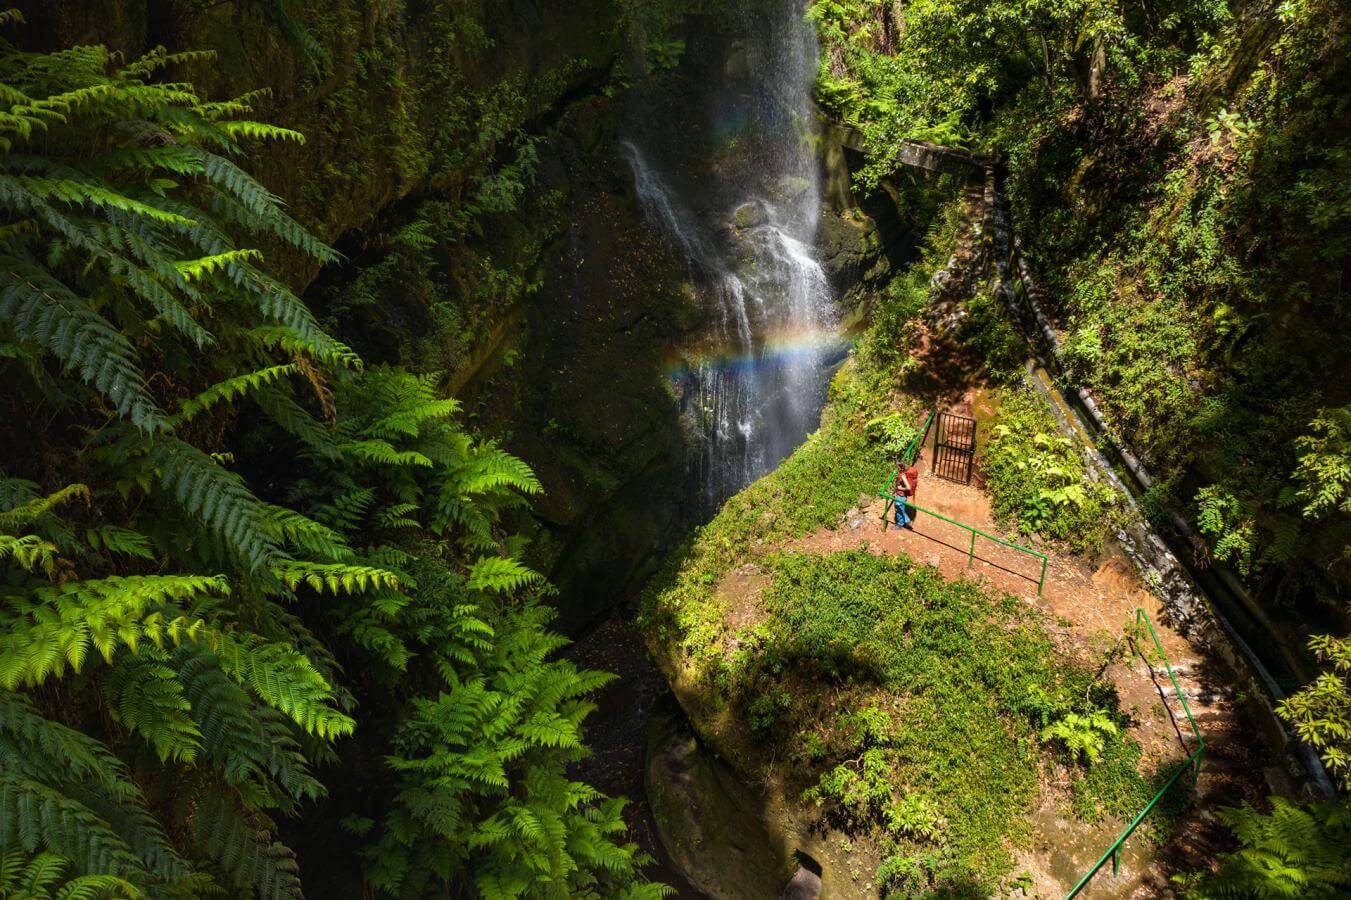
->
<box><xmin>642</xmin><ymin>313</ymin><xmax>1157</xmax><ymax>895</ymax></box>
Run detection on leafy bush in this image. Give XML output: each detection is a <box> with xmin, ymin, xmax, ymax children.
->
<box><xmin>982</xmin><ymin>390</ymin><xmax>1118</xmax><ymax>554</ymax></box>
<box><xmin>866</xmin><ymin>412</ymin><xmax>924</xmax><ymax>459</ymax></box>
<box><xmin>0</xmin><ymin>33</ymin><xmax>658</xmax><ymax>898</ymax></box>
<box><xmin>1040</xmin><ymin>710</ymin><xmax>1120</xmax><ymax>765</ymax></box>
<box><xmin>1178</xmin><ymin>798</ymin><xmax>1351</xmax><ymax>899</ymax></box>
<box><xmin>960</xmin><ymin>289</ymin><xmax>1027</xmax><ymax>385</ymax></box>
<box><xmin>1277</xmin><ymin>633</ymin><xmax>1351</xmax><ymax>788</ymax></box>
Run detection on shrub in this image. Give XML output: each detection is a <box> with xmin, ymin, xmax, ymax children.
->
<box><xmin>982</xmin><ymin>390</ymin><xmax>1119</xmax><ymax>554</ymax></box>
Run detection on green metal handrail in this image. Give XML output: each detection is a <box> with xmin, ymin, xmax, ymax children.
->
<box><xmin>877</xmin><ymin>475</ymin><xmax>1049</xmax><ymax>596</ymax></box>
<box><xmin>900</xmin><ymin>410</ymin><xmax>936</xmax><ymax>466</ymax></box>
<box><xmin>1063</xmin><ymin>609</ymin><xmax>1205</xmax><ymax>899</ymax></box>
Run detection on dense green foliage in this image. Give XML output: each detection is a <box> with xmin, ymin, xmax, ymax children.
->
<box><xmin>767</xmin><ymin>550</ymin><xmax>1149</xmax><ymax>893</ymax></box>
<box><xmin>0</xmin><ymin>28</ymin><xmax>662</xmax><ymax>898</ymax></box>
<box><xmin>812</xmin><ymin>0</ymin><xmax>1350</xmax><ymax>610</ymax></box>
<box><xmin>812</xmin><ymin>0</ymin><xmax>1350</xmax><ymax>889</ymax></box>
<box><xmin>1001</xmin><ymin>3</ymin><xmax>1349</xmax><ymax>611</ymax></box>
<box><xmin>1179</xmin><ymin>799</ymin><xmax>1351</xmax><ymax>898</ymax></box>
<box><xmin>982</xmin><ymin>389</ymin><xmax>1119</xmax><ymax>553</ymax></box>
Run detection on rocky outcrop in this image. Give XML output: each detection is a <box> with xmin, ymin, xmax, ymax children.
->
<box><xmin>646</xmin><ymin>710</ymin><xmax>797</xmax><ymax>899</ymax></box>
<box><xmin>645</xmin><ymin>708</ymin><xmax>870</xmax><ymax>900</ymax></box>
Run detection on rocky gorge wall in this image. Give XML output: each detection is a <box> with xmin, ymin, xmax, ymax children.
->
<box><xmin>18</xmin><ymin>1</ymin><xmax>906</xmax><ymax>630</ymax></box>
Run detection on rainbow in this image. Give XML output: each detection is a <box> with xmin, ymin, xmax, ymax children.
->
<box><xmin>664</xmin><ymin>328</ymin><xmax>852</xmax><ymax>378</ymax></box>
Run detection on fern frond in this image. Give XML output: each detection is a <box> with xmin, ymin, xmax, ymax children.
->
<box><xmin>467</xmin><ymin>557</ymin><xmax>543</xmax><ymax>595</ymax></box>
<box><xmin>270</xmin><ymin>560</ymin><xmax>398</xmax><ymax>595</ymax></box>
<box><xmin>253</xmin><ymin>387</ymin><xmax>339</xmax><ymax>457</ymax></box>
<box><xmin>0</xmin><ymin>845</ymin><xmax>141</xmax><ymax>900</ymax></box>
<box><xmin>171</xmin><ymin>364</ymin><xmax>296</xmax><ymax>424</ymax></box>
<box><xmin>0</xmin><ymin>533</ymin><xmax>58</xmax><ymax>573</ymax></box>
<box><xmin>0</xmin><ymin>483</ymin><xmax>88</xmax><ymax>531</ymax></box>
<box><xmin>175</xmin><ymin>650</ymin><xmax>322</xmax><ymax>802</ymax></box>
<box><xmin>148</xmin><ymin>437</ymin><xmax>281</xmax><ymax>571</ymax></box>
<box><xmin>0</xmin><ymin>261</ymin><xmax>164</xmax><ymax>430</ymax></box>
<box><xmin>260</xmin><ymin>505</ymin><xmax>350</xmax><ymax>561</ymax></box>
<box><xmin>0</xmin><ymin>774</ymin><xmax>149</xmax><ymax>888</ymax></box>
<box><xmin>0</xmin><ymin>573</ymin><xmax>224</xmax><ymax>688</ymax></box>
<box><xmin>0</xmin><ymin>692</ymin><xmax>142</xmax><ymax>804</ymax></box>
<box><xmin>83</xmin><ymin>527</ymin><xmax>155</xmax><ymax>560</ymax></box>
<box><xmin>205</xmin><ymin>632</ymin><xmax>353</xmax><ymax>739</ymax></box>
<box><xmin>461</xmin><ymin>447</ymin><xmax>543</xmax><ymax>497</ymax></box>
<box><xmin>192</xmin><ymin>792</ymin><xmax>301</xmax><ymax>900</ymax></box>
<box><xmin>339</xmin><ymin>439</ymin><xmax>433</xmax><ymax>469</ymax></box>
<box><xmin>174</xmin><ymin>249</ymin><xmax>263</xmax><ymax>283</ymax></box>
<box><xmin>241</xmin><ymin>325</ymin><xmax>361</xmax><ymax>370</ymax></box>
<box><xmin>104</xmin><ymin>654</ymin><xmax>202</xmax><ymax>764</ymax></box>
<box><xmin>217</xmin><ymin>121</ymin><xmax>305</xmax><ymax>144</ymax></box>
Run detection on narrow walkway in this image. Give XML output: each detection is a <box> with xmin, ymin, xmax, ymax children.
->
<box><xmin>784</xmin><ymin>424</ymin><xmax>1266</xmax><ymax>898</ymax></box>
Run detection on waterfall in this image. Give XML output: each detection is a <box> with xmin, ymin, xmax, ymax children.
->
<box><xmin>623</xmin><ymin>2</ymin><xmax>842</xmax><ymax>514</ymax></box>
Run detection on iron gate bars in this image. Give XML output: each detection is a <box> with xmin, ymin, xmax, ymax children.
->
<box><xmin>934</xmin><ymin>411</ymin><xmax>976</xmax><ymax>484</ymax></box>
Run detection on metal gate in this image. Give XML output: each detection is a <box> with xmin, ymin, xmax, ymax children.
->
<box><xmin>933</xmin><ymin>411</ymin><xmax>976</xmax><ymax>484</ymax></box>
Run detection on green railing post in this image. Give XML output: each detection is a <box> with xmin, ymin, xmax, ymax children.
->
<box><xmin>901</xmin><ymin>410</ymin><xmax>937</xmax><ymax>466</ymax></box>
<box><xmin>1063</xmin><ymin>609</ymin><xmax>1205</xmax><ymax>900</ymax></box>
<box><xmin>876</xmin><ymin>485</ymin><xmax>1049</xmax><ymax>592</ymax></box>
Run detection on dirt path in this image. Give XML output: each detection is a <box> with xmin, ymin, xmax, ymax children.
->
<box><xmin>777</xmin><ymin>426</ymin><xmax>1265</xmax><ymax>898</ymax></box>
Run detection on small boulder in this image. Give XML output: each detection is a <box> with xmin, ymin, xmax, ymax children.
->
<box><xmin>732</xmin><ymin>201</ymin><xmax>768</xmax><ymax>230</ymax></box>
<box><xmin>781</xmin><ymin>866</ymin><xmax>822</xmax><ymax>899</ymax></box>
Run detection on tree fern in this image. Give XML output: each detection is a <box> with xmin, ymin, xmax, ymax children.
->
<box><xmin>0</xmin><ymin>845</ymin><xmax>138</xmax><ymax>899</ymax></box>
<box><xmin>102</xmin><ymin>654</ymin><xmax>202</xmax><ymax>765</ymax></box>
<box><xmin>0</xmin><ymin>574</ymin><xmax>225</xmax><ymax>689</ymax></box>
<box><xmin>192</xmin><ymin>791</ymin><xmax>302</xmax><ymax>900</ymax></box>
<box><xmin>175</xmin><ymin>649</ymin><xmax>322</xmax><ymax>804</ymax></box>
<box><xmin>0</xmin><ymin>775</ymin><xmax>149</xmax><ymax>889</ymax></box>
<box><xmin>1183</xmin><ymin>798</ymin><xmax>1351</xmax><ymax>898</ymax></box>
<box><xmin>0</xmin><ymin>261</ymin><xmax>164</xmax><ymax>431</ymax></box>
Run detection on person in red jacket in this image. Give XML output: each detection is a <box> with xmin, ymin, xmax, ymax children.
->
<box><xmin>893</xmin><ymin>454</ymin><xmax>920</xmax><ymax>529</ymax></box>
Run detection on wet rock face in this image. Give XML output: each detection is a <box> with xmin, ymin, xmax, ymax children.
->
<box><xmin>733</xmin><ymin>200</ymin><xmax>770</xmax><ymax>230</ymax></box>
<box><xmin>781</xmin><ymin>867</ymin><xmax>823</xmax><ymax>899</ymax></box>
<box><xmin>21</xmin><ymin>0</ymin><xmax>626</xmax><ymax>286</ymax></box>
<box><xmin>645</xmin><ymin>710</ymin><xmax>797</xmax><ymax>899</ymax></box>
<box><xmin>816</xmin><ymin>209</ymin><xmax>886</xmax><ymax>295</ymax></box>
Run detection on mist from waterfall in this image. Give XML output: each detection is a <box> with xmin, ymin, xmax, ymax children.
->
<box><xmin>623</xmin><ymin>2</ymin><xmax>842</xmax><ymax>515</ymax></box>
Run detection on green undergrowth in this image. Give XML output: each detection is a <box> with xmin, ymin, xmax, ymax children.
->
<box><xmin>641</xmin><ymin>349</ymin><xmax>918</xmax><ymax>666</ymax></box>
<box><xmin>981</xmin><ymin>389</ymin><xmax>1122</xmax><ymax>555</ymax></box>
<box><xmin>642</xmin><ymin>316</ymin><xmax>1154</xmax><ymax>896</ymax></box>
<box><xmin>772</xmin><ymin>551</ymin><xmax>1152</xmax><ymax>892</ymax></box>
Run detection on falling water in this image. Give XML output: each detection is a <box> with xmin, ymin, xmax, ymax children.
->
<box><xmin>624</xmin><ymin>2</ymin><xmax>842</xmax><ymax>514</ymax></box>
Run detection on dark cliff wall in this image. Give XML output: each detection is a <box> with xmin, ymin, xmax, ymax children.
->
<box><xmin>19</xmin><ymin>0</ymin><xmax>706</xmax><ymax>628</ymax></box>
<box><xmin>19</xmin><ymin>1</ymin><xmax>901</xmax><ymax>631</ymax></box>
